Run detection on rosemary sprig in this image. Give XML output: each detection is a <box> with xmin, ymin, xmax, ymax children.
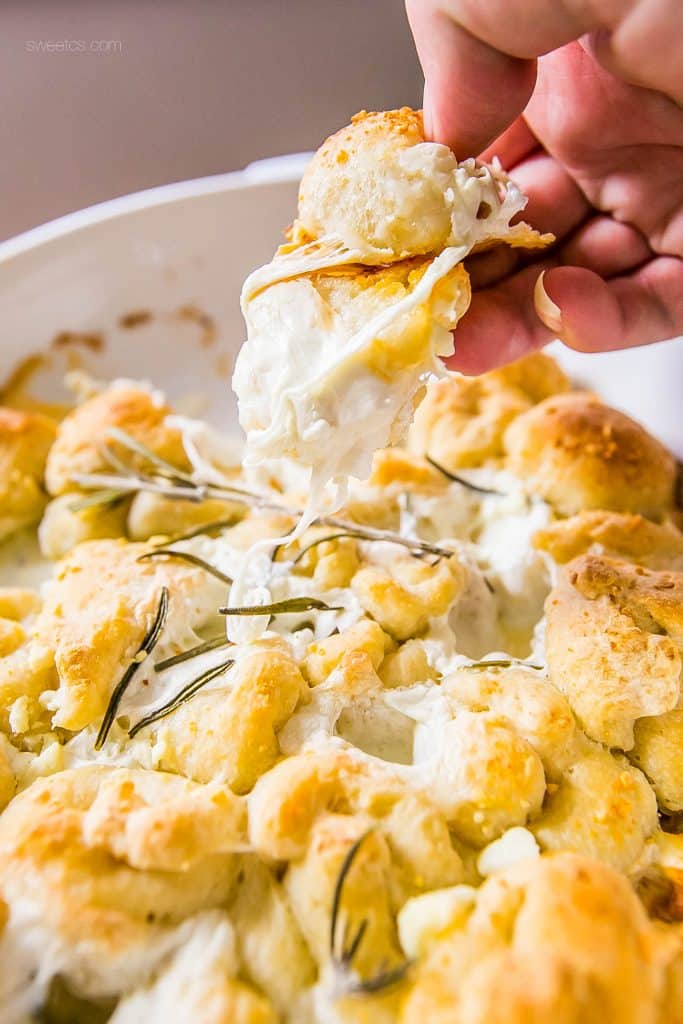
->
<box><xmin>137</xmin><ymin>550</ymin><xmax>233</xmax><ymax>585</ymax></box>
<box><xmin>329</xmin><ymin>830</ymin><xmax>411</xmax><ymax>997</ymax></box>
<box><xmin>107</xmin><ymin>427</ymin><xmax>197</xmax><ymax>485</ymax></box>
<box><xmin>151</xmin><ymin>518</ymin><xmax>239</xmax><ymax>547</ymax></box>
<box><xmin>129</xmin><ymin>657</ymin><xmax>234</xmax><ymax>738</ymax></box>
<box><xmin>293</xmin><ymin>532</ymin><xmax>359</xmax><ymax>564</ymax></box>
<box><xmin>219</xmin><ymin>597</ymin><xmax>342</xmax><ymax>616</ymax></box>
<box><xmin>68</xmin><ymin>488</ymin><xmax>128</xmax><ymax>513</ymax></box>
<box><xmin>330</xmin><ymin>831</ymin><xmax>370</xmax><ymax>961</ymax></box>
<box><xmin>155</xmin><ymin>635</ymin><xmax>231</xmax><ymax>672</ymax></box>
<box><xmin>464</xmin><ymin>658</ymin><xmax>543</xmax><ymax>671</ymax></box>
<box><xmin>341</xmin><ymin>962</ymin><xmax>413</xmax><ymax>996</ymax></box>
<box><xmin>425</xmin><ymin>454</ymin><xmax>504</xmax><ymax>496</ymax></box>
<box><xmin>71</xmin><ymin>460</ymin><xmax>456</xmax><ymax>560</ymax></box>
<box><xmin>95</xmin><ymin>587</ymin><xmax>169</xmax><ymax>750</ymax></box>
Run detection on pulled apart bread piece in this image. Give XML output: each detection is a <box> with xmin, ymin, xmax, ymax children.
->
<box><xmin>233</xmin><ymin>108</ymin><xmax>552</xmax><ymax>505</ymax></box>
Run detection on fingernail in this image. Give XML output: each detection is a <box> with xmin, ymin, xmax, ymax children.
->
<box><xmin>534</xmin><ymin>270</ymin><xmax>563</xmax><ymax>335</ymax></box>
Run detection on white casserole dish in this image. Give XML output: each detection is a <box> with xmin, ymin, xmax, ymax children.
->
<box><xmin>0</xmin><ymin>156</ymin><xmax>681</xmax><ymax>455</ymax></box>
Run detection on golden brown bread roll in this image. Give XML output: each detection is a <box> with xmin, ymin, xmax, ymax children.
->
<box><xmin>409</xmin><ymin>352</ymin><xmax>569</xmax><ymax>469</ymax></box>
<box><xmin>45</xmin><ymin>384</ymin><xmax>188</xmax><ymax>496</ymax></box>
<box><xmin>504</xmin><ymin>392</ymin><xmax>677</xmax><ymax>517</ymax></box>
<box><xmin>400</xmin><ymin>852</ymin><xmax>675</xmax><ymax>1024</ymax></box>
<box><xmin>545</xmin><ymin>555</ymin><xmax>683</xmax><ymax>749</ymax></box>
<box><xmin>0</xmin><ymin>407</ymin><xmax>57</xmax><ymax>540</ymax></box>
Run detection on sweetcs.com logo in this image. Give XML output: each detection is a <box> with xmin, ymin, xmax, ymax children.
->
<box><xmin>25</xmin><ymin>39</ymin><xmax>123</xmax><ymax>54</ymax></box>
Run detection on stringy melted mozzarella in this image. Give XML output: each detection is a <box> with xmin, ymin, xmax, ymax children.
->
<box><xmin>233</xmin><ymin>158</ymin><xmax>537</xmax><ymax>518</ymax></box>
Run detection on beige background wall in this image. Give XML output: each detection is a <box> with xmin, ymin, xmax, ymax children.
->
<box><xmin>1</xmin><ymin>0</ymin><xmax>422</xmax><ymax>239</ymax></box>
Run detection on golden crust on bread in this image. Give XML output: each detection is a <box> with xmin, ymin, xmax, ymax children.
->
<box><xmin>248</xmin><ymin>750</ymin><xmax>463</xmax><ymax>897</ymax></box>
<box><xmin>530</xmin><ymin>746</ymin><xmax>658</xmax><ymax>870</ymax></box>
<box><xmin>2</xmin><ymin>266</ymin><xmax>683</xmax><ymax>1023</ymax></box>
<box><xmin>0</xmin><ymin>767</ymin><xmax>246</xmax><ymax>998</ymax></box>
<box><xmin>351</xmin><ymin>553</ymin><xmax>467</xmax><ymax>641</ymax></box>
<box><xmin>408</xmin><ymin>352</ymin><xmax>569</xmax><ymax>469</ymax></box>
<box><xmin>45</xmin><ymin>385</ymin><xmax>188</xmax><ymax>496</ymax></box>
<box><xmin>504</xmin><ymin>392</ymin><xmax>677</xmax><ymax>517</ymax></box>
<box><xmin>442</xmin><ymin>667</ymin><xmax>577</xmax><ymax>781</ymax></box>
<box><xmin>292</xmin><ymin>108</ymin><xmax>552</xmax><ymax>263</ymax></box>
<box><xmin>545</xmin><ymin>555</ymin><xmax>683</xmax><ymax>749</ymax></box>
<box><xmin>0</xmin><ymin>407</ymin><xmax>57</xmax><ymax>540</ymax></box>
<box><xmin>534</xmin><ymin>510</ymin><xmax>683</xmax><ymax>568</ymax></box>
<box><xmin>631</xmin><ymin>711</ymin><xmax>683</xmax><ymax>812</ymax></box>
<box><xmin>401</xmin><ymin>853</ymin><xmax>673</xmax><ymax>1024</ymax></box>
<box><xmin>152</xmin><ymin>638</ymin><xmax>308</xmax><ymax>792</ymax></box>
<box><xmin>38</xmin><ymin>538</ymin><xmax>225</xmax><ymax>732</ymax></box>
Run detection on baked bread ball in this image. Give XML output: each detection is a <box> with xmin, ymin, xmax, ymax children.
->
<box><xmin>530</xmin><ymin>745</ymin><xmax>657</xmax><ymax>871</ymax></box>
<box><xmin>249</xmin><ymin>749</ymin><xmax>464</xmax><ymax>898</ymax></box>
<box><xmin>38</xmin><ymin>538</ymin><xmax>226</xmax><ymax>732</ymax></box>
<box><xmin>0</xmin><ymin>407</ymin><xmax>57</xmax><ymax>540</ymax></box>
<box><xmin>38</xmin><ymin>491</ymin><xmax>130</xmax><ymax>559</ymax></box>
<box><xmin>442</xmin><ymin>666</ymin><xmax>578</xmax><ymax>781</ymax></box>
<box><xmin>0</xmin><ymin>767</ymin><xmax>247</xmax><ymax>1000</ymax></box>
<box><xmin>292</xmin><ymin>108</ymin><xmax>550</xmax><ymax>263</ymax></box>
<box><xmin>45</xmin><ymin>384</ymin><xmax>189</xmax><ymax>496</ymax></box>
<box><xmin>631</xmin><ymin>710</ymin><xmax>683</xmax><ymax>812</ymax></box>
<box><xmin>504</xmin><ymin>392</ymin><xmax>677</xmax><ymax>517</ymax></box>
<box><xmin>545</xmin><ymin>555</ymin><xmax>683</xmax><ymax>749</ymax></box>
<box><xmin>150</xmin><ymin>637</ymin><xmax>307</xmax><ymax>792</ymax></box>
<box><xmin>534</xmin><ymin>510</ymin><xmax>683</xmax><ymax>569</ymax></box>
<box><xmin>401</xmin><ymin>852</ymin><xmax>674</xmax><ymax>1024</ymax></box>
<box><xmin>409</xmin><ymin>352</ymin><xmax>569</xmax><ymax>469</ymax></box>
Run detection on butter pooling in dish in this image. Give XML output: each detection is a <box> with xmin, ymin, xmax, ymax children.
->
<box><xmin>233</xmin><ymin>108</ymin><xmax>552</xmax><ymax>510</ymax></box>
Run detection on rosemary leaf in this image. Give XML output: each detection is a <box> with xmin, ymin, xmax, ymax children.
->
<box><xmin>137</xmin><ymin>550</ymin><xmax>232</xmax><ymax>585</ymax></box>
<box><xmin>342</xmin><ymin>961</ymin><xmax>412</xmax><ymax>995</ymax></box>
<box><xmin>329</xmin><ymin>829</ymin><xmax>411</xmax><ymax>995</ymax></box>
<box><xmin>99</xmin><ymin>441</ymin><xmax>141</xmax><ymax>477</ymax></box>
<box><xmin>425</xmin><ymin>454</ymin><xmax>503</xmax><ymax>496</ymax></box>
<box><xmin>128</xmin><ymin>657</ymin><xmax>234</xmax><ymax>738</ymax></box>
<box><xmin>151</xmin><ymin>518</ymin><xmax>239</xmax><ymax>548</ymax></box>
<box><xmin>95</xmin><ymin>587</ymin><xmax>169</xmax><ymax>750</ymax></box>
<box><xmin>155</xmin><ymin>635</ymin><xmax>231</xmax><ymax>672</ymax></box>
<box><xmin>464</xmin><ymin>659</ymin><xmax>543</xmax><ymax>671</ymax></box>
<box><xmin>330</xmin><ymin>831</ymin><xmax>372</xmax><ymax>960</ymax></box>
<box><xmin>68</xmin><ymin>488</ymin><xmax>128</xmax><ymax>513</ymax></box>
<box><xmin>293</xmin><ymin>532</ymin><xmax>359</xmax><ymax>565</ymax></box>
<box><xmin>106</xmin><ymin>427</ymin><xmax>196</xmax><ymax>484</ymax></box>
<box><xmin>219</xmin><ymin>597</ymin><xmax>342</xmax><ymax>616</ymax></box>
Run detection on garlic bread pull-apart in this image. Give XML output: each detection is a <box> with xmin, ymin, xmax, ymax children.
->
<box><xmin>233</xmin><ymin>108</ymin><xmax>552</xmax><ymax>506</ymax></box>
<box><xmin>1</xmin><ymin>107</ymin><xmax>683</xmax><ymax>1024</ymax></box>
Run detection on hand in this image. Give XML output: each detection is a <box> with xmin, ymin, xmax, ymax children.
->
<box><xmin>406</xmin><ymin>0</ymin><xmax>683</xmax><ymax>372</ymax></box>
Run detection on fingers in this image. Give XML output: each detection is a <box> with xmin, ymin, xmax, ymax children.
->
<box><xmin>591</xmin><ymin>1</ymin><xmax>683</xmax><ymax>105</ymax></box>
<box><xmin>478</xmin><ymin>117</ymin><xmax>537</xmax><ymax>165</ymax></box>
<box><xmin>445</xmin><ymin>263</ymin><xmax>555</xmax><ymax>374</ymax></box>
<box><xmin>447</xmin><ymin>256</ymin><xmax>683</xmax><ymax>374</ymax></box>
<box><xmin>525</xmin><ymin>42</ymin><xmax>683</xmax><ymax>254</ymax></box>
<box><xmin>505</xmin><ymin>150</ymin><xmax>589</xmax><ymax>237</ymax></box>
<box><xmin>407</xmin><ymin>0</ymin><xmax>683</xmax><ymax>155</ymax></box>
<box><xmin>406</xmin><ymin>0</ymin><xmax>536</xmax><ymax>154</ymax></box>
<box><xmin>537</xmin><ymin>261</ymin><xmax>683</xmax><ymax>352</ymax></box>
<box><xmin>559</xmin><ymin>218</ymin><xmax>651</xmax><ymax>278</ymax></box>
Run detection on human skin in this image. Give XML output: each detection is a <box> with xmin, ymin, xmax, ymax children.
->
<box><xmin>406</xmin><ymin>0</ymin><xmax>683</xmax><ymax>372</ymax></box>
